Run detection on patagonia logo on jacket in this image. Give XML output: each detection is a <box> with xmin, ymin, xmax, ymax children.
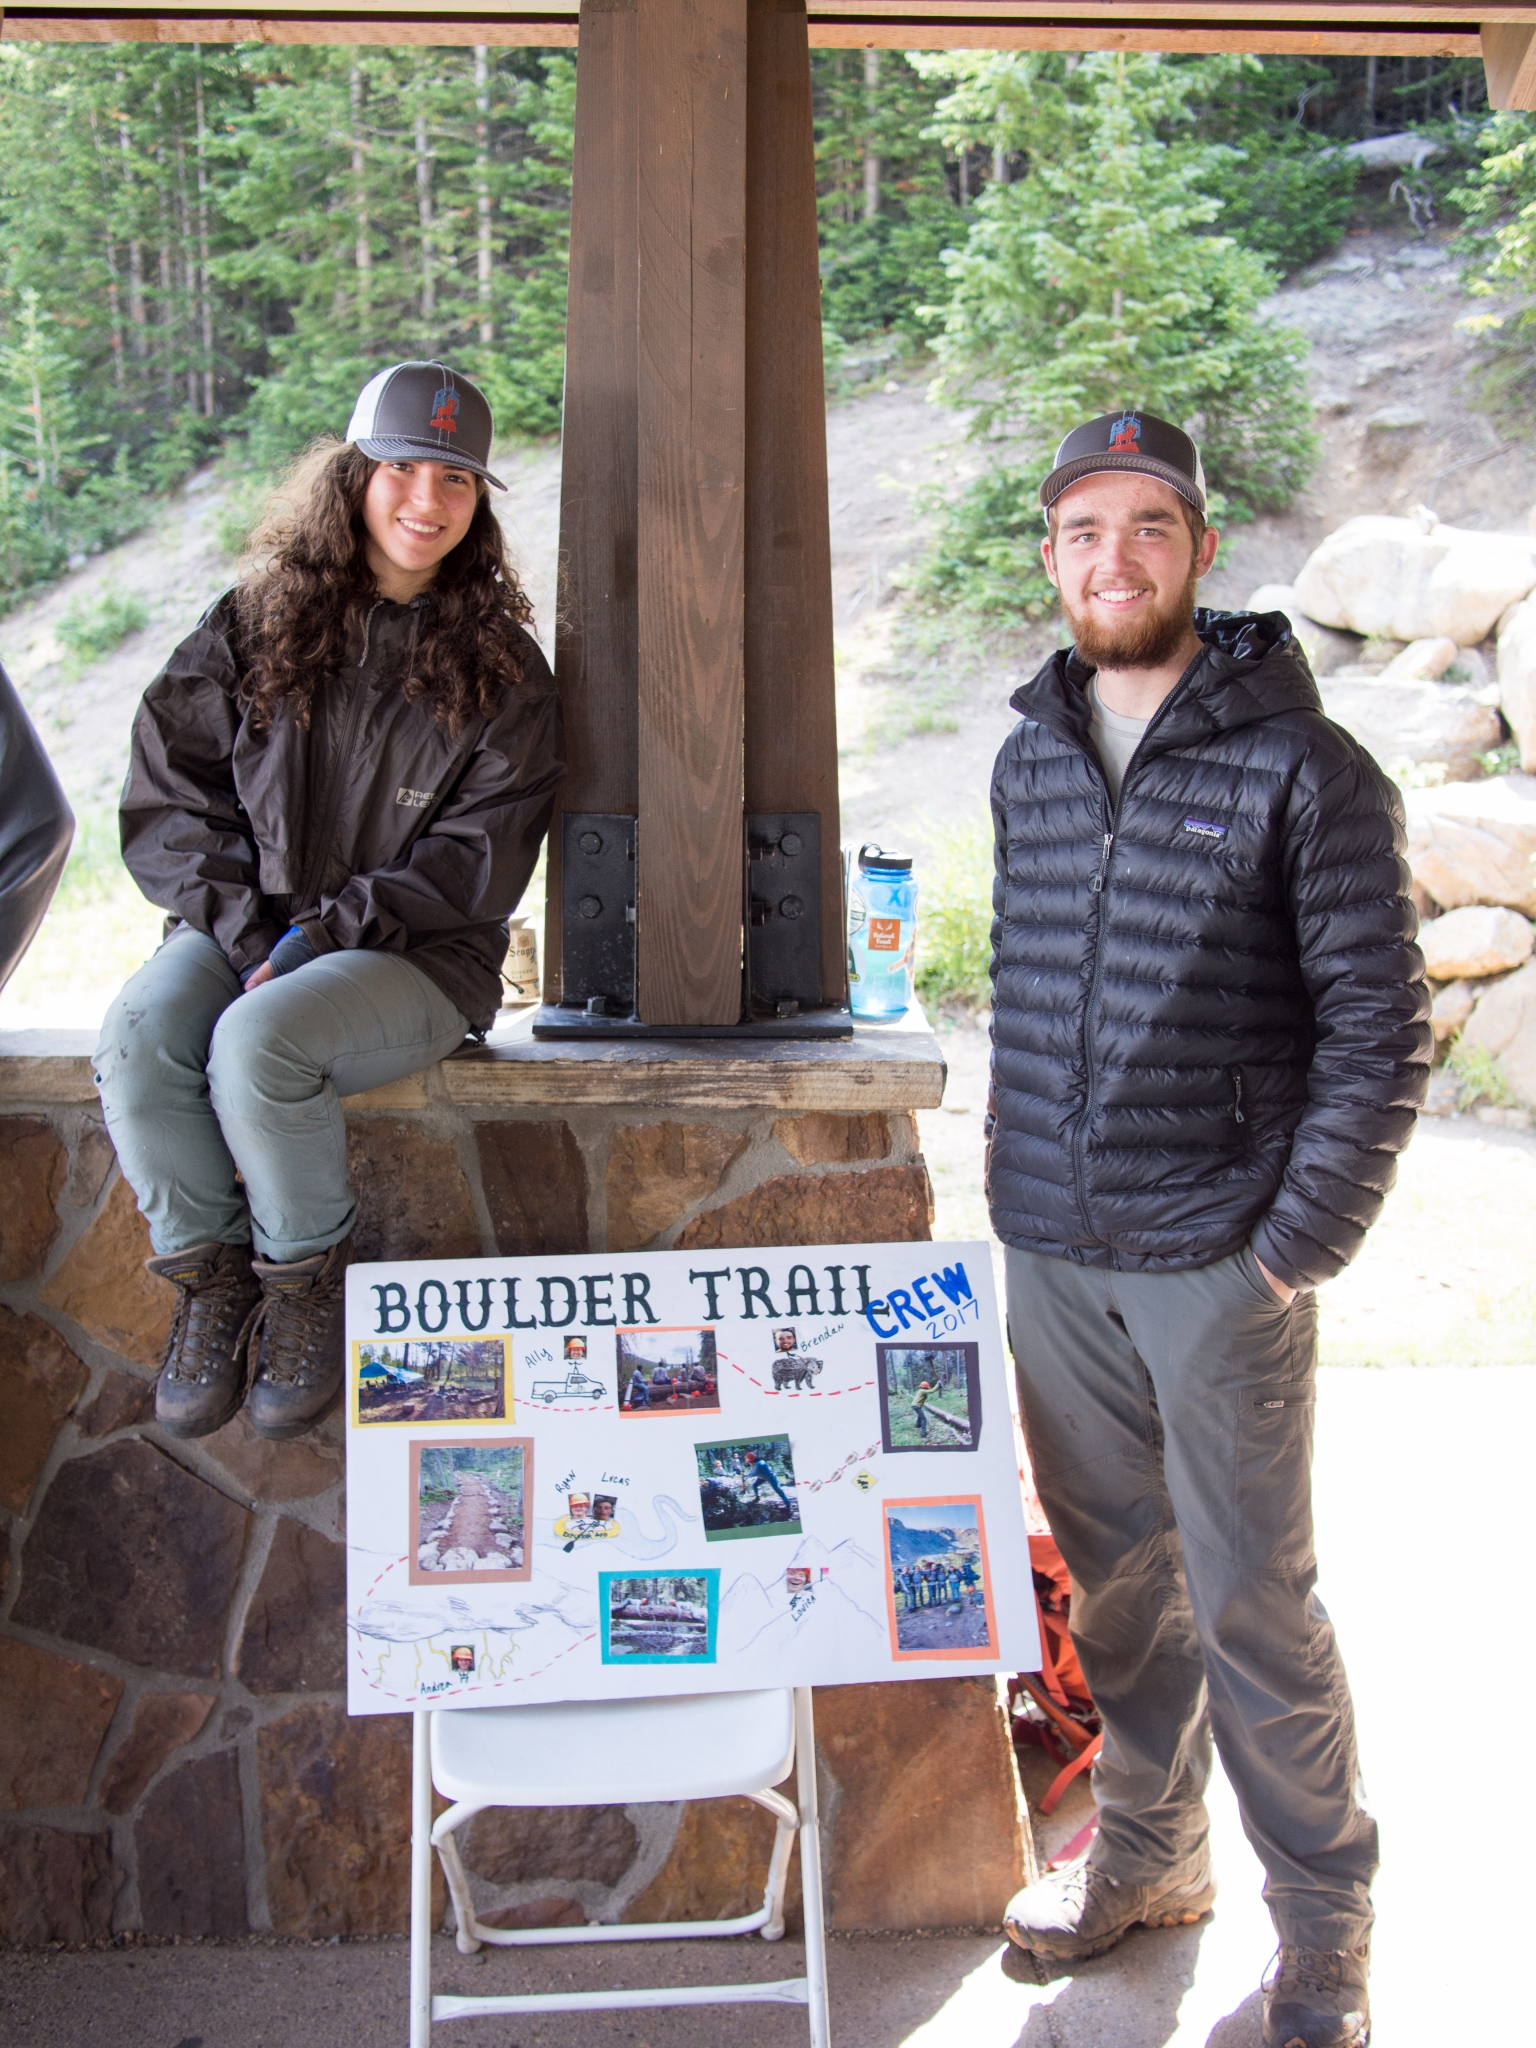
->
<box><xmin>1181</xmin><ymin>818</ymin><xmax>1227</xmax><ymax>840</ymax></box>
<box><xmin>396</xmin><ymin>786</ymin><xmax>436</xmax><ymax>809</ymax></box>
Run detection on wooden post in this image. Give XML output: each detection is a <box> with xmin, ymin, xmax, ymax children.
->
<box><xmin>745</xmin><ymin>0</ymin><xmax>844</xmax><ymax>1004</ymax></box>
<box><xmin>635</xmin><ymin>0</ymin><xmax>749</xmax><ymax>1026</ymax></box>
<box><xmin>545</xmin><ymin>0</ymin><xmax>641</xmax><ymax>998</ymax></box>
<box><xmin>554</xmin><ymin>0</ymin><xmax>839</xmax><ymax>1027</ymax></box>
<box><xmin>1482</xmin><ymin>22</ymin><xmax>1536</xmax><ymax>109</ymax></box>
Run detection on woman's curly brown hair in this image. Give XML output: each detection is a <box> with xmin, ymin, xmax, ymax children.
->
<box><xmin>234</xmin><ymin>437</ymin><xmax>534</xmax><ymax>734</ymax></box>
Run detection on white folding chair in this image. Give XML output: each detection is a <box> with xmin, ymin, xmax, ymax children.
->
<box><xmin>409</xmin><ymin>1686</ymin><xmax>830</xmax><ymax>2046</ymax></box>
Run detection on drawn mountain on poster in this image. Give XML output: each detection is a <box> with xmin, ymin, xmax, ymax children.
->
<box><xmin>788</xmin><ymin>1532</ymin><xmax>879</xmax><ymax>1574</ymax></box>
<box><xmin>718</xmin><ymin>1534</ymin><xmax>886</xmax><ymax>1659</ymax></box>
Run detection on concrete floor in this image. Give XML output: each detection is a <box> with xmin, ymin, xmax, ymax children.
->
<box><xmin>4</xmin><ymin>1361</ymin><xmax>1525</xmax><ymax>2047</ymax></box>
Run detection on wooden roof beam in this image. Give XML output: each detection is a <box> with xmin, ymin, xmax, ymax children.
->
<box><xmin>1484</xmin><ymin>19</ymin><xmax>1536</xmax><ymax>101</ymax></box>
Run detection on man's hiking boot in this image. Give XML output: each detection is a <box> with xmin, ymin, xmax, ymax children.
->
<box><xmin>1003</xmin><ymin>1849</ymin><xmax>1216</xmax><ymax>1963</ymax></box>
<box><xmin>1262</xmin><ymin>1944</ymin><xmax>1370</xmax><ymax>2048</ymax></box>
<box><xmin>146</xmin><ymin>1241</ymin><xmax>262</xmax><ymax>1439</ymax></box>
<box><xmin>245</xmin><ymin>1235</ymin><xmax>351</xmax><ymax>1441</ymax></box>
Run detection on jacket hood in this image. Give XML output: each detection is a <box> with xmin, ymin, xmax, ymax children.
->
<box><xmin>1010</xmin><ymin>607</ymin><xmax>1322</xmax><ymax>758</ymax></box>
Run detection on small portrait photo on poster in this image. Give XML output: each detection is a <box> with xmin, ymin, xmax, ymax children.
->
<box><xmin>769</xmin><ymin>1326</ymin><xmax>823</xmax><ymax>1392</ymax></box>
<box><xmin>354</xmin><ymin>1337</ymin><xmax>509</xmax><ymax>1427</ymax></box>
<box><xmin>877</xmin><ymin>1342</ymin><xmax>981</xmax><ymax>1452</ymax></box>
<box><xmin>882</xmin><ymin>1497</ymin><xmax>993</xmax><ymax>1660</ymax></box>
<box><xmin>617</xmin><ymin>1328</ymin><xmax>721</xmax><ymax>1415</ymax></box>
<box><xmin>694</xmin><ymin>1434</ymin><xmax>802</xmax><ymax>1540</ymax></box>
<box><xmin>410</xmin><ymin>1438</ymin><xmax>533</xmax><ymax>1585</ymax></box>
<box><xmin>523</xmin><ymin>1330</ymin><xmax>611</xmax><ymax>1410</ymax></box>
<box><xmin>600</xmin><ymin>1572</ymin><xmax>719</xmax><ymax>1663</ymax></box>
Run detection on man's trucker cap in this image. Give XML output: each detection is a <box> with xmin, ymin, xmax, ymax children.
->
<box><xmin>345</xmin><ymin>361</ymin><xmax>505</xmax><ymax>489</ymax></box>
<box><xmin>1039</xmin><ymin>410</ymin><xmax>1206</xmax><ymax>519</ymax></box>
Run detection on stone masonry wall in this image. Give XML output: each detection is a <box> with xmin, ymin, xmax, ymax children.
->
<box><xmin>0</xmin><ymin>1063</ymin><xmax>1027</xmax><ymax>1947</ymax></box>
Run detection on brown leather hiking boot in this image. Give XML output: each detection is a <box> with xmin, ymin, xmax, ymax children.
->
<box><xmin>1262</xmin><ymin>1944</ymin><xmax>1370</xmax><ymax>2048</ymax></box>
<box><xmin>146</xmin><ymin>1241</ymin><xmax>262</xmax><ymax>1439</ymax></box>
<box><xmin>245</xmin><ymin>1235</ymin><xmax>351</xmax><ymax>1441</ymax></box>
<box><xmin>1003</xmin><ymin>1849</ymin><xmax>1216</xmax><ymax>1963</ymax></box>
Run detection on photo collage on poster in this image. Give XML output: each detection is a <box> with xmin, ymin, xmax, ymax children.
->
<box><xmin>344</xmin><ymin>1244</ymin><xmax>1028</xmax><ymax>1708</ymax></box>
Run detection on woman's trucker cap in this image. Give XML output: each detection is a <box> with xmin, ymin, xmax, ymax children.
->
<box><xmin>1039</xmin><ymin>410</ymin><xmax>1207</xmax><ymax>519</ymax></box>
<box><xmin>345</xmin><ymin>361</ymin><xmax>505</xmax><ymax>489</ymax></box>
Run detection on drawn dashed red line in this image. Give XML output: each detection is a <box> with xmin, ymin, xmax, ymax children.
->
<box><xmin>721</xmin><ymin>1355</ymin><xmax>873</xmax><ymax>1397</ymax></box>
<box><xmin>354</xmin><ymin>1628</ymin><xmax>598</xmax><ymax>1701</ymax></box>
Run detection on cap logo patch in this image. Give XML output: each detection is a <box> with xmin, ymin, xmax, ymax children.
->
<box><xmin>1108</xmin><ymin>412</ymin><xmax>1142</xmax><ymax>452</ymax></box>
<box><xmin>1181</xmin><ymin>818</ymin><xmax>1226</xmax><ymax>840</ymax></box>
<box><xmin>427</xmin><ymin>386</ymin><xmax>459</xmax><ymax>435</ymax></box>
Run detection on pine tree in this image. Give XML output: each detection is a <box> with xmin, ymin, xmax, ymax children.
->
<box><xmin>913</xmin><ymin>53</ymin><xmax>1316</xmax><ymax>621</ymax></box>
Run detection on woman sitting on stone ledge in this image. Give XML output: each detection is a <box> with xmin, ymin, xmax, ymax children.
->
<box><xmin>94</xmin><ymin>361</ymin><xmax>563</xmax><ymax>1444</ymax></box>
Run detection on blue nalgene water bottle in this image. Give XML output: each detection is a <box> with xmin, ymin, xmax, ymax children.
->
<box><xmin>848</xmin><ymin>844</ymin><xmax>917</xmax><ymax>1019</ymax></box>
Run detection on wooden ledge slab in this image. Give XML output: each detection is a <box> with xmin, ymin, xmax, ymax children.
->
<box><xmin>0</xmin><ymin>1012</ymin><xmax>948</xmax><ymax>1114</ymax></box>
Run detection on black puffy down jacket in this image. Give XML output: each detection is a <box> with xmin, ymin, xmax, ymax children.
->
<box><xmin>987</xmin><ymin>609</ymin><xmax>1432</xmax><ymax>1291</ymax></box>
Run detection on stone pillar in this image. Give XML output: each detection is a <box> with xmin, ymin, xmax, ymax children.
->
<box><xmin>0</xmin><ymin>1016</ymin><xmax>1029</xmax><ymax>1943</ymax></box>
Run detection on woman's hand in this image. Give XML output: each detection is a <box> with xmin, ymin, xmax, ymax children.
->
<box><xmin>243</xmin><ymin>960</ymin><xmax>276</xmax><ymax>990</ymax></box>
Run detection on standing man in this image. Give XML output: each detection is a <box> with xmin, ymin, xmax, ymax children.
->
<box><xmin>991</xmin><ymin>413</ymin><xmax>1429</xmax><ymax>2048</ymax></box>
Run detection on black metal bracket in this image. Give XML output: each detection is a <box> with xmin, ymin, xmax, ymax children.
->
<box><xmin>533</xmin><ymin>808</ymin><xmax>851</xmax><ymax>1040</ymax></box>
<box><xmin>746</xmin><ymin>811</ymin><xmax>822</xmax><ymax>1016</ymax></box>
<box><xmin>557</xmin><ymin>812</ymin><xmax>636</xmax><ymax>1015</ymax></box>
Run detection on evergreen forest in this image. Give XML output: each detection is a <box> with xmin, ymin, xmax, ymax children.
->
<box><xmin>0</xmin><ymin>40</ymin><xmax>1525</xmax><ymax>620</ymax></box>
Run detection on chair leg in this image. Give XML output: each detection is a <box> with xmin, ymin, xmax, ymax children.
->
<box><xmin>410</xmin><ymin>1711</ymin><xmax>434</xmax><ymax>2048</ymax></box>
<box><xmin>436</xmin><ymin>1822</ymin><xmax>486</xmax><ymax>1955</ymax></box>
<box><xmin>745</xmin><ymin>1788</ymin><xmax>800</xmax><ymax>1942</ymax></box>
<box><xmin>794</xmin><ymin>1688</ymin><xmax>832</xmax><ymax>2048</ymax></box>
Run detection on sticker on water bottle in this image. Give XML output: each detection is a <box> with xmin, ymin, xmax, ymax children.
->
<box><xmin>868</xmin><ymin>917</ymin><xmax>902</xmax><ymax>952</ymax></box>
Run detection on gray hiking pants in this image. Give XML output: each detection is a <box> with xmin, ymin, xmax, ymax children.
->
<box><xmin>95</xmin><ymin>926</ymin><xmax>469</xmax><ymax>1262</ymax></box>
<box><xmin>1005</xmin><ymin>1243</ymin><xmax>1377</xmax><ymax>1952</ymax></box>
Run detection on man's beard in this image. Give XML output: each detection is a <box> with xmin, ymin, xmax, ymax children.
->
<box><xmin>1062</xmin><ymin>562</ymin><xmax>1200</xmax><ymax>670</ymax></box>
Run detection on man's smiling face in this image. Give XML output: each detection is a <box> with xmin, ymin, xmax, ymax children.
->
<box><xmin>1041</xmin><ymin>471</ymin><xmax>1218</xmax><ymax>671</ymax></box>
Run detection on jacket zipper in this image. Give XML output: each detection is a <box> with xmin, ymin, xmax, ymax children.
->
<box><xmin>1071</xmin><ymin>782</ymin><xmax>1122</xmax><ymax>1251</ymax></box>
<box><xmin>1232</xmin><ymin>1071</ymin><xmax>1246</xmax><ymax>1124</ymax></box>
<box><xmin>293</xmin><ymin>599</ymin><xmax>380</xmax><ymax>916</ymax></box>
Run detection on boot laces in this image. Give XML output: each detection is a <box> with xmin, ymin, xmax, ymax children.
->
<box><xmin>252</xmin><ymin>1256</ymin><xmax>345</xmax><ymax>1387</ymax></box>
<box><xmin>162</xmin><ymin>1260</ymin><xmax>258</xmax><ymax>1385</ymax></box>
<box><xmin>1266</xmin><ymin>1946</ymin><xmax>1356</xmax><ymax>1998</ymax></box>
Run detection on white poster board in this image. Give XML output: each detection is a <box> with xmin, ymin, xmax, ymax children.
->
<box><xmin>344</xmin><ymin>1240</ymin><xmax>1039</xmax><ymax>1714</ymax></box>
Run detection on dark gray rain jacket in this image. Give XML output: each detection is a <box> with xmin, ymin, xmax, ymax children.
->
<box><xmin>0</xmin><ymin>661</ymin><xmax>74</xmax><ymax>993</ymax></box>
<box><xmin>121</xmin><ymin>590</ymin><xmax>563</xmax><ymax>1032</ymax></box>
<box><xmin>988</xmin><ymin>609</ymin><xmax>1432</xmax><ymax>1291</ymax></box>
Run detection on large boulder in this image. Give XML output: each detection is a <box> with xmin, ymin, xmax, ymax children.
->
<box><xmin>1496</xmin><ymin>591</ymin><xmax>1536</xmax><ymax>771</ymax></box>
<box><xmin>1317</xmin><ymin>676</ymin><xmax>1501</xmax><ymax>782</ymax></box>
<box><xmin>1293</xmin><ymin>516</ymin><xmax>1536</xmax><ymax>645</ymax></box>
<box><xmin>1243</xmin><ymin>583</ymin><xmax>1360</xmax><ymax>677</ymax></box>
<box><xmin>1461</xmin><ymin>959</ymin><xmax>1536</xmax><ymax>1109</ymax></box>
<box><xmin>1418</xmin><ymin>905</ymin><xmax>1534</xmax><ymax>980</ymax></box>
<box><xmin>1375</xmin><ymin>637</ymin><xmax>1459</xmax><ymax>684</ymax></box>
<box><xmin>1404</xmin><ymin>774</ymin><xmax>1536</xmax><ymax>916</ymax></box>
<box><xmin>1429</xmin><ymin>979</ymin><xmax>1476</xmax><ymax>1043</ymax></box>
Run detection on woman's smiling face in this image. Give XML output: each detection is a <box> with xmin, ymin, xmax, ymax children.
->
<box><xmin>362</xmin><ymin>458</ymin><xmax>480</xmax><ymax>598</ymax></box>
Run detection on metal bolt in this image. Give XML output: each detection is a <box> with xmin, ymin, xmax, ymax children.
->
<box><xmin>578</xmin><ymin>831</ymin><xmax>602</xmax><ymax>855</ymax></box>
<box><xmin>780</xmin><ymin>895</ymin><xmax>804</xmax><ymax>920</ymax></box>
<box><xmin>780</xmin><ymin>832</ymin><xmax>803</xmax><ymax>857</ymax></box>
<box><xmin>577</xmin><ymin>895</ymin><xmax>603</xmax><ymax>919</ymax></box>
